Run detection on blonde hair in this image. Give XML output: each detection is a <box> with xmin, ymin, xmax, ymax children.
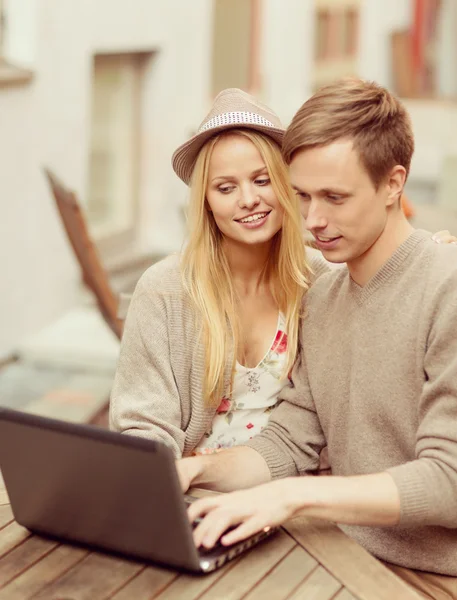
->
<box><xmin>181</xmin><ymin>129</ymin><xmax>311</xmax><ymax>406</ymax></box>
<box><xmin>283</xmin><ymin>78</ymin><xmax>415</xmax><ymax>188</ymax></box>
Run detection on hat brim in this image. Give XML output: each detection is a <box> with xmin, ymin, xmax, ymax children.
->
<box><xmin>172</xmin><ymin>123</ymin><xmax>285</xmax><ymax>185</ymax></box>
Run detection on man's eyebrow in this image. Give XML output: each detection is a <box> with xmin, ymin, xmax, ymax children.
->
<box><xmin>292</xmin><ymin>185</ymin><xmax>350</xmax><ymax>195</ymax></box>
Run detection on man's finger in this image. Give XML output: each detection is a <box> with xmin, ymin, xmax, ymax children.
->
<box><xmin>187</xmin><ymin>497</ymin><xmax>220</xmax><ymax>522</ymax></box>
<box><xmin>193</xmin><ymin>510</ymin><xmax>235</xmax><ymax>549</ymax></box>
<box><xmin>220</xmin><ymin>517</ymin><xmax>268</xmax><ymax>546</ymax></box>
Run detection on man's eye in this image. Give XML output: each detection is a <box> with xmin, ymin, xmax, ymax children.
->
<box><xmin>296</xmin><ymin>192</ymin><xmax>310</xmax><ymax>201</ymax></box>
<box><xmin>327</xmin><ymin>195</ymin><xmax>343</xmax><ymax>202</ymax></box>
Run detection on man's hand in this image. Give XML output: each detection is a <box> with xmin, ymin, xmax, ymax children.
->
<box><xmin>187</xmin><ymin>472</ymin><xmax>401</xmax><ymax>550</ymax></box>
<box><xmin>188</xmin><ymin>479</ymin><xmax>299</xmax><ymax>549</ymax></box>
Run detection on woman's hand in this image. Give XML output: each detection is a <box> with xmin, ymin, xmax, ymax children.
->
<box><xmin>188</xmin><ymin>479</ymin><xmax>300</xmax><ymax>549</ymax></box>
<box><xmin>431</xmin><ymin>230</ymin><xmax>457</xmax><ymax>244</ymax></box>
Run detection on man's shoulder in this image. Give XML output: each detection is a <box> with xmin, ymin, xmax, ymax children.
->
<box><xmin>426</xmin><ymin>237</ymin><xmax>457</xmax><ymax>266</ymax></box>
<box><xmin>419</xmin><ymin>237</ymin><xmax>457</xmax><ymax>286</ymax></box>
<box><xmin>306</xmin><ymin>263</ymin><xmax>349</xmax><ymax>302</ymax></box>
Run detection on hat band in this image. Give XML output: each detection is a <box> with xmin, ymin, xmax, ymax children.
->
<box><xmin>198</xmin><ymin>111</ymin><xmax>275</xmax><ymax>133</ymax></box>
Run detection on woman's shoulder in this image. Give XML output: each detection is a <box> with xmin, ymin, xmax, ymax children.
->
<box><xmin>134</xmin><ymin>253</ymin><xmax>186</xmax><ymax>298</ymax></box>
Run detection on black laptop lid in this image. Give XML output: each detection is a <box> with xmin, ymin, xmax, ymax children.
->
<box><xmin>0</xmin><ymin>408</ymin><xmax>199</xmax><ymax>571</ymax></box>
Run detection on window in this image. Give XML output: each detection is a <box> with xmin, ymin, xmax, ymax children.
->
<box><xmin>0</xmin><ymin>0</ymin><xmax>33</xmax><ymax>86</ymax></box>
<box><xmin>391</xmin><ymin>0</ymin><xmax>457</xmax><ymax>99</ymax></box>
<box><xmin>87</xmin><ymin>52</ymin><xmax>150</xmax><ymax>242</ymax></box>
<box><xmin>211</xmin><ymin>0</ymin><xmax>261</xmax><ymax>96</ymax></box>
<box><xmin>313</xmin><ymin>0</ymin><xmax>361</xmax><ymax>90</ymax></box>
<box><xmin>315</xmin><ymin>11</ymin><xmax>331</xmax><ymax>61</ymax></box>
<box><xmin>343</xmin><ymin>9</ymin><xmax>358</xmax><ymax>57</ymax></box>
<box><xmin>0</xmin><ymin>0</ymin><xmax>4</xmax><ymax>58</ymax></box>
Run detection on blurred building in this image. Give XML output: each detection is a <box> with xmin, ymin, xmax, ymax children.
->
<box><xmin>0</xmin><ymin>0</ymin><xmax>456</xmax><ymax>364</ymax></box>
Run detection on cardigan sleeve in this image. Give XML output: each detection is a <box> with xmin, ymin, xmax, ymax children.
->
<box><xmin>109</xmin><ymin>272</ymin><xmax>185</xmax><ymax>457</ymax></box>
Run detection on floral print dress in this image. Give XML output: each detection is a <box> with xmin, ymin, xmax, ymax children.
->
<box><xmin>194</xmin><ymin>313</ymin><xmax>288</xmax><ymax>454</ymax></box>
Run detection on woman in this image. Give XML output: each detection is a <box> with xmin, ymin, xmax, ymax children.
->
<box><xmin>110</xmin><ymin>88</ymin><xmax>325</xmax><ymax>457</ymax></box>
<box><xmin>110</xmin><ymin>88</ymin><xmax>455</xmax><ymax>458</ymax></box>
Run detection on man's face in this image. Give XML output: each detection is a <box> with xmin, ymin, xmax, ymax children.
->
<box><xmin>289</xmin><ymin>139</ymin><xmax>391</xmax><ymax>265</ymax></box>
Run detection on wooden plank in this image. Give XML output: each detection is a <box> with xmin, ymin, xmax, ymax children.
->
<box><xmin>288</xmin><ymin>566</ymin><xmax>342</xmax><ymax>600</ymax></box>
<box><xmin>244</xmin><ymin>545</ymin><xmax>317</xmax><ymax>600</ymax></box>
<box><xmin>33</xmin><ymin>552</ymin><xmax>145</xmax><ymax>600</ymax></box>
<box><xmin>156</xmin><ymin>557</ymin><xmax>242</xmax><ymax>600</ymax></box>
<box><xmin>283</xmin><ymin>517</ymin><xmax>421</xmax><ymax>600</ymax></box>
<box><xmin>333</xmin><ymin>589</ymin><xmax>358</xmax><ymax>600</ymax></box>
<box><xmin>0</xmin><ymin>522</ymin><xmax>30</xmax><ymax>558</ymax></box>
<box><xmin>111</xmin><ymin>566</ymin><xmax>177</xmax><ymax>600</ymax></box>
<box><xmin>0</xmin><ymin>535</ymin><xmax>58</xmax><ymax>587</ymax></box>
<box><xmin>0</xmin><ymin>544</ymin><xmax>87</xmax><ymax>600</ymax></box>
<box><xmin>197</xmin><ymin>530</ymin><xmax>295</xmax><ymax>600</ymax></box>
<box><xmin>0</xmin><ymin>506</ymin><xmax>13</xmax><ymax>529</ymax></box>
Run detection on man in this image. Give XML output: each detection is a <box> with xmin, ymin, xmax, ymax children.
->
<box><xmin>178</xmin><ymin>79</ymin><xmax>457</xmax><ymax>598</ymax></box>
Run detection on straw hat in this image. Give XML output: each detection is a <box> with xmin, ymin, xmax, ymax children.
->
<box><xmin>172</xmin><ymin>88</ymin><xmax>285</xmax><ymax>185</ymax></box>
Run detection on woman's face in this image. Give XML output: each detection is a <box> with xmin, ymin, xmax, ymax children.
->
<box><xmin>205</xmin><ymin>134</ymin><xmax>284</xmax><ymax>248</ymax></box>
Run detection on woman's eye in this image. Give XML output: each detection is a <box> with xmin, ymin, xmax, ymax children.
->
<box><xmin>255</xmin><ymin>178</ymin><xmax>270</xmax><ymax>186</ymax></box>
<box><xmin>218</xmin><ymin>186</ymin><xmax>234</xmax><ymax>194</ymax></box>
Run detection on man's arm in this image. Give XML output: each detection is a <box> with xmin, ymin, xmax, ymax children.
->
<box><xmin>178</xmin><ymin>318</ymin><xmax>326</xmax><ymax>491</ymax></box>
<box><xmin>189</xmin><ymin>472</ymin><xmax>400</xmax><ymax>549</ymax></box>
<box><xmin>188</xmin><ymin>258</ymin><xmax>457</xmax><ymax>546</ymax></box>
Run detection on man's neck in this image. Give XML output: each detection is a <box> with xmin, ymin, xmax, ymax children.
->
<box><xmin>348</xmin><ymin>214</ymin><xmax>415</xmax><ymax>287</ymax></box>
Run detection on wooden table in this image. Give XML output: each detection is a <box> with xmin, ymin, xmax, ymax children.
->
<box><xmin>0</xmin><ymin>482</ymin><xmax>420</xmax><ymax>600</ymax></box>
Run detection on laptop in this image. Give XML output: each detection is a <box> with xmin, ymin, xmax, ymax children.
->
<box><xmin>0</xmin><ymin>407</ymin><xmax>276</xmax><ymax>573</ymax></box>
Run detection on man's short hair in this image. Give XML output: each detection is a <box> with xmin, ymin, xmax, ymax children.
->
<box><xmin>283</xmin><ymin>78</ymin><xmax>415</xmax><ymax>188</ymax></box>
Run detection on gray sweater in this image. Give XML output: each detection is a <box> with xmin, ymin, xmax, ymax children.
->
<box><xmin>247</xmin><ymin>230</ymin><xmax>457</xmax><ymax>575</ymax></box>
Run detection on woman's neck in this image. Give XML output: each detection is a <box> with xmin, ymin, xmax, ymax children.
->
<box><xmin>223</xmin><ymin>239</ymin><xmax>273</xmax><ymax>296</ymax></box>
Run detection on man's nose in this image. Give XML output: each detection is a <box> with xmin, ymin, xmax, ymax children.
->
<box><xmin>304</xmin><ymin>200</ymin><xmax>327</xmax><ymax>231</ymax></box>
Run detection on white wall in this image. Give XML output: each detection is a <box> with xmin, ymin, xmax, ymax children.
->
<box><xmin>260</xmin><ymin>0</ymin><xmax>315</xmax><ymax>125</ymax></box>
<box><xmin>0</xmin><ymin>0</ymin><xmax>213</xmax><ymax>360</ymax></box>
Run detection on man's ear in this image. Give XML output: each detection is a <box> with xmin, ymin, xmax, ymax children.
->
<box><xmin>386</xmin><ymin>165</ymin><xmax>407</xmax><ymax>207</ymax></box>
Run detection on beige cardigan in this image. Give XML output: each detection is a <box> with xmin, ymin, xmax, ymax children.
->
<box><xmin>109</xmin><ymin>249</ymin><xmax>330</xmax><ymax>457</ymax></box>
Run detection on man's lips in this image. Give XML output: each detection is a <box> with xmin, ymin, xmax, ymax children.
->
<box><xmin>314</xmin><ymin>234</ymin><xmax>341</xmax><ymax>243</ymax></box>
<box><xmin>312</xmin><ymin>234</ymin><xmax>342</xmax><ymax>250</ymax></box>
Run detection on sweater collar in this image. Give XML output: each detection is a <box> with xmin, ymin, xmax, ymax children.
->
<box><xmin>348</xmin><ymin>229</ymin><xmax>430</xmax><ymax>304</ymax></box>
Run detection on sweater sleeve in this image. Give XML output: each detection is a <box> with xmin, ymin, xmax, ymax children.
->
<box><xmin>245</xmin><ymin>326</ymin><xmax>326</xmax><ymax>479</ymax></box>
<box><xmin>387</xmin><ymin>268</ymin><xmax>457</xmax><ymax>528</ymax></box>
<box><xmin>109</xmin><ymin>274</ymin><xmax>185</xmax><ymax>458</ymax></box>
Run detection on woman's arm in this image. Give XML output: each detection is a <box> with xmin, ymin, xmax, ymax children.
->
<box><xmin>110</xmin><ymin>270</ymin><xmax>186</xmax><ymax>457</ymax></box>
